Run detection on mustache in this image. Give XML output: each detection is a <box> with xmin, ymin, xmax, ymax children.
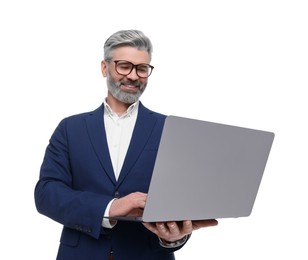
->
<box><xmin>119</xmin><ymin>80</ymin><xmax>140</xmax><ymax>87</ymax></box>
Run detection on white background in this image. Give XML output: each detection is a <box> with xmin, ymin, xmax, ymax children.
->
<box><xmin>1</xmin><ymin>0</ymin><xmax>307</xmax><ymax>259</ymax></box>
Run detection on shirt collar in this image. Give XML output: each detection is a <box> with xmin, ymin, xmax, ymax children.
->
<box><xmin>103</xmin><ymin>99</ymin><xmax>139</xmax><ymax>118</ymax></box>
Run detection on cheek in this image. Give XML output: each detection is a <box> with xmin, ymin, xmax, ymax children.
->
<box><xmin>106</xmin><ymin>69</ymin><xmax>121</xmax><ymax>82</ymax></box>
<box><xmin>138</xmin><ymin>78</ymin><xmax>147</xmax><ymax>84</ymax></box>
<box><xmin>140</xmin><ymin>79</ymin><xmax>148</xmax><ymax>88</ymax></box>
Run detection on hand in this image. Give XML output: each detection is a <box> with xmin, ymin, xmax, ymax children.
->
<box><xmin>109</xmin><ymin>192</ymin><xmax>147</xmax><ymax>217</ymax></box>
<box><xmin>143</xmin><ymin>219</ymin><xmax>218</xmax><ymax>242</ymax></box>
<box><xmin>191</xmin><ymin>219</ymin><xmax>219</xmax><ymax>230</ymax></box>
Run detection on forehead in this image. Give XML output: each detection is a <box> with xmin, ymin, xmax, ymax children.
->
<box><xmin>111</xmin><ymin>46</ymin><xmax>150</xmax><ymax>64</ymax></box>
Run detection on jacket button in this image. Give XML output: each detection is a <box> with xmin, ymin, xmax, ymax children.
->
<box><xmin>74</xmin><ymin>225</ymin><xmax>81</xmax><ymax>231</ymax></box>
<box><xmin>114</xmin><ymin>191</ymin><xmax>120</xmax><ymax>198</ymax></box>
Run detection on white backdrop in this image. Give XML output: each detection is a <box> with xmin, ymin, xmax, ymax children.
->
<box><xmin>1</xmin><ymin>0</ymin><xmax>307</xmax><ymax>259</ymax></box>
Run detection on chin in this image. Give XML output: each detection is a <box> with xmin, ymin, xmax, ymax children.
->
<box><xmin>116</xmin><ymin>90</ymin><xmax>144</xmax><ymax>104</ymax></box>
<box><xmin>119</xmin><ymin>95</ymin><xmax>140</xmax><ymax>104</ymax></box>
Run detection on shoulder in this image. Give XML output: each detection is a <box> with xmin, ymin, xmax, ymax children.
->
<box><xmin>138</xmin><ymin>102</ymin><xmax>167</xmax><ymax>121</ymax></box>
<box><xmin>61</xmin><ymin>104</ymin><xmax>103</xmax><ymax>122</ymax></box>
<box><xmin>69</xmin><ymin>105</ymin><xmax>103</xmax><ymax>119</ymax></box>
<box><xmin>54</xmin><ymin>105</ymin><xmax>103</xmax><ymax>133</ymax></box>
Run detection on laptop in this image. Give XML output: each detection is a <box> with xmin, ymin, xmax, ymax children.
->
<box><xmin>108</xmin><ymin>115</ymin><xmax>274</xmax><ymax>222</ymax></box>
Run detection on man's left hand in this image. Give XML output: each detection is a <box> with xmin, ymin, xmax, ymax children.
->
<box><xmin>143</xmin><ymin>219</ymin><xmax>218</xmax><ymax>242</ymax></box>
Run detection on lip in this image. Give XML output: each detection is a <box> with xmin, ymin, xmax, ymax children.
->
<box><xmin>120</xmin><ymin>84</ymin><xmax>139</xmax><ymax>92</ymax></box>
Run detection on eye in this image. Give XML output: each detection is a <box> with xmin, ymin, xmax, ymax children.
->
<box><xmin>118</xmin><ymin>62</ymin><xmax>132</xmax><ymax>70</ymax></box>
<box><xmin>137</xmin><ymin>65</ymin><xmax>149</xmax><ymax>73</ymax></box>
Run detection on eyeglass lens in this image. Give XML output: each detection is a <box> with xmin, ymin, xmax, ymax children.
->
<box><xmin>115</xmin><ymin>61</ymin><xmax>153</xmax><ymax>78</ymax></box>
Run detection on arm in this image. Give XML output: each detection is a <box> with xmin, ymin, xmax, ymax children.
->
<box><xmin>34</xmin><ymin>119</ymin><xmax>113</xmax><ymax>239</ymax></box>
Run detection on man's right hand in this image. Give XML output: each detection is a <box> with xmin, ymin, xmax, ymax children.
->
<box><xmin>109</xmin><ymin>192</ymin><xmax>147</xmax><ymax>217</ymax></box>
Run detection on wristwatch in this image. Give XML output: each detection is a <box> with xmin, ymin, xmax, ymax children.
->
<box><xmin>158</xmin><ymin>235</ymin><xmax>189</xmax><ymax>248</ymax></box>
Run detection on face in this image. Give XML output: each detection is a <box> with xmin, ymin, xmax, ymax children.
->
<box><xmin>101</xmin><ymin>46</ymin><xmax>151</xmax><ymax>104</ymax></box>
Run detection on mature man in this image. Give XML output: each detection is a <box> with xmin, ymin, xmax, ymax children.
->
<box><xmin>35</xmin><ymin>29</ymin><xmax>218</xmax><ymax>260</ymax></box>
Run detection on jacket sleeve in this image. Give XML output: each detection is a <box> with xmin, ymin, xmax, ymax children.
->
<box><xmin>34</xmin><ymin>118</ymin><xmax>112</xmax><ymax>239</ymax></box>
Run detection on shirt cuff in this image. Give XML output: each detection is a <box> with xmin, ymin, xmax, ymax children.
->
<box><xmin>102</xmin><ymin>199</ymin><xmax>117</xmax><ymax>229</ymax></box>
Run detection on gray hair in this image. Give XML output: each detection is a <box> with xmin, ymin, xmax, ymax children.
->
<box><xmin>104</xmin><ymin>30</ymin><xmax>153</xmax><ymax>61</ymax></box>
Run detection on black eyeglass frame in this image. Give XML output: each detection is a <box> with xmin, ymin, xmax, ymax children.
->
<box><xmin>110</xmin><ymin>60</ymin><xmax>154</xmax><ymax>78</ymax></box>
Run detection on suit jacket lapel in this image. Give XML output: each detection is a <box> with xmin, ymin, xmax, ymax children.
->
<box><xmin>85</xmin><ymin>105</ymin><xmax>116</xmax><ymax>185</ymax></box>
<box><xmin>116</xmin><ymin>103</ymin><xmax>157</xmax><ymax>187</ymax></box>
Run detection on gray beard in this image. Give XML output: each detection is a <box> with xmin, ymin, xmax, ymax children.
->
<box><xmin>106</xmin><ymin>72</ymin><xmax>147</xmax><ymax>104</ymax></box>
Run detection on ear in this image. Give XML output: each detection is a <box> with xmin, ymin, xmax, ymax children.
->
<box><xmin>101</xmin><ymin>60</ymin><xmax>107</xmax><ymax>77</ymax></box>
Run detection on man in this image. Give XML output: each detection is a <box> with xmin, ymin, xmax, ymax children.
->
<box><xmin>35</xmin><ymin>29</ymin><xmax>218</xmax><ymax>260</ymax></box>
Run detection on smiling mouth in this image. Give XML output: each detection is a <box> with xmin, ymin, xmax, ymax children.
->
<box><xmin>123</xmin><ymin>84</ymin><xmax>138</xmax><ymax>88</ymax></box>
<box><xmin>120</xmin><ymin>84</ymin><xmax>139</xmax><ymax>92</ymax></box>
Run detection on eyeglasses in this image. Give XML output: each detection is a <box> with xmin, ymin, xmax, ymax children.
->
<box><xmin>111</xmin><ymin>60</ymin><xmax>154</xmax><ymax>78</ymax></box>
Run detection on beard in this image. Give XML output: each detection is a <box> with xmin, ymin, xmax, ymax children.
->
<box><xmin>106</xmin><ymin>71</ymin><xmax>147</xmax><ymax>104</ymax></box>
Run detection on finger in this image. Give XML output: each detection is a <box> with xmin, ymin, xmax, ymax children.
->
<box><xmin>135</xmin><ymin>192</ymin><xmax>148</xmax><ymax>197</ymax></box>
<box><xmin>134</xmin><ymin>199</ymin><xmax>146</xmax><ymax>209</ymax></box>
<box><xmin>166</xmin><ymin>222</ymin><xmax>180</xmax><ymax>235</ymax></box>
<box><xmin>127</xmin><ymin>208</ymin><xmax>144</xmax><ymax>217</ymax></box>
<box><xmin>157</xmin><ymin>222</ymin><xmax>168</xmax><ymax>234</ymax></box>
<box><xmin>132</xmin><ymin>192</ymin><xmax>147</xmax><ymax>201</ymax></box>
<box><xmin>192</xmin><ymin>219</ymin><xmax>219</xmax><ymax>230</ymax></box>
<box><xmin>182</xmin><ymin>220</ymin><xmax>193</xmax><ymax>234</ymax></box>
<box><xmin>129</xmin><ymin>193</ymin><xmax>147</xmax><ymax>209</ymax></box>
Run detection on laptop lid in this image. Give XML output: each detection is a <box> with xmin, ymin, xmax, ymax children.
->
<box><xmin>140</xmin><ymin>115</ymin><xmax>274</xmax><ymax>222</ymax></box>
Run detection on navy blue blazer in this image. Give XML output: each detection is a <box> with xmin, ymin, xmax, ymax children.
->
<box><xmin>35</xmin><ymin>103</ymin><xmax>184</xmax><ymax>260</ymax></box>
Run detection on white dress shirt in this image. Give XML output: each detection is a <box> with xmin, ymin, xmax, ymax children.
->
<box><xmin>102</xmin><ymin>100</ymin><xmax>139</xmax><ymax>228</ymax></box>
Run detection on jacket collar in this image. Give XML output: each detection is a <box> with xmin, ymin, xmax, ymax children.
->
<box><xmin>85</xmin><ymin>102</ymin><xmax>157</xmax><ymax>186</ymax></box>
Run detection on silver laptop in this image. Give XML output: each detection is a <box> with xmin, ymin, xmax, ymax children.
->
<box><xmin>109</xmin><ymin>115</ymin><xmax>274</xmax><ymax>222</ymax></box>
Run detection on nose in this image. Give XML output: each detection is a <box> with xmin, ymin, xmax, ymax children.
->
<box><xmin>126</xmin><ymin>67</ymin><xmax>139</xmax><ymax>81</ymax></box>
